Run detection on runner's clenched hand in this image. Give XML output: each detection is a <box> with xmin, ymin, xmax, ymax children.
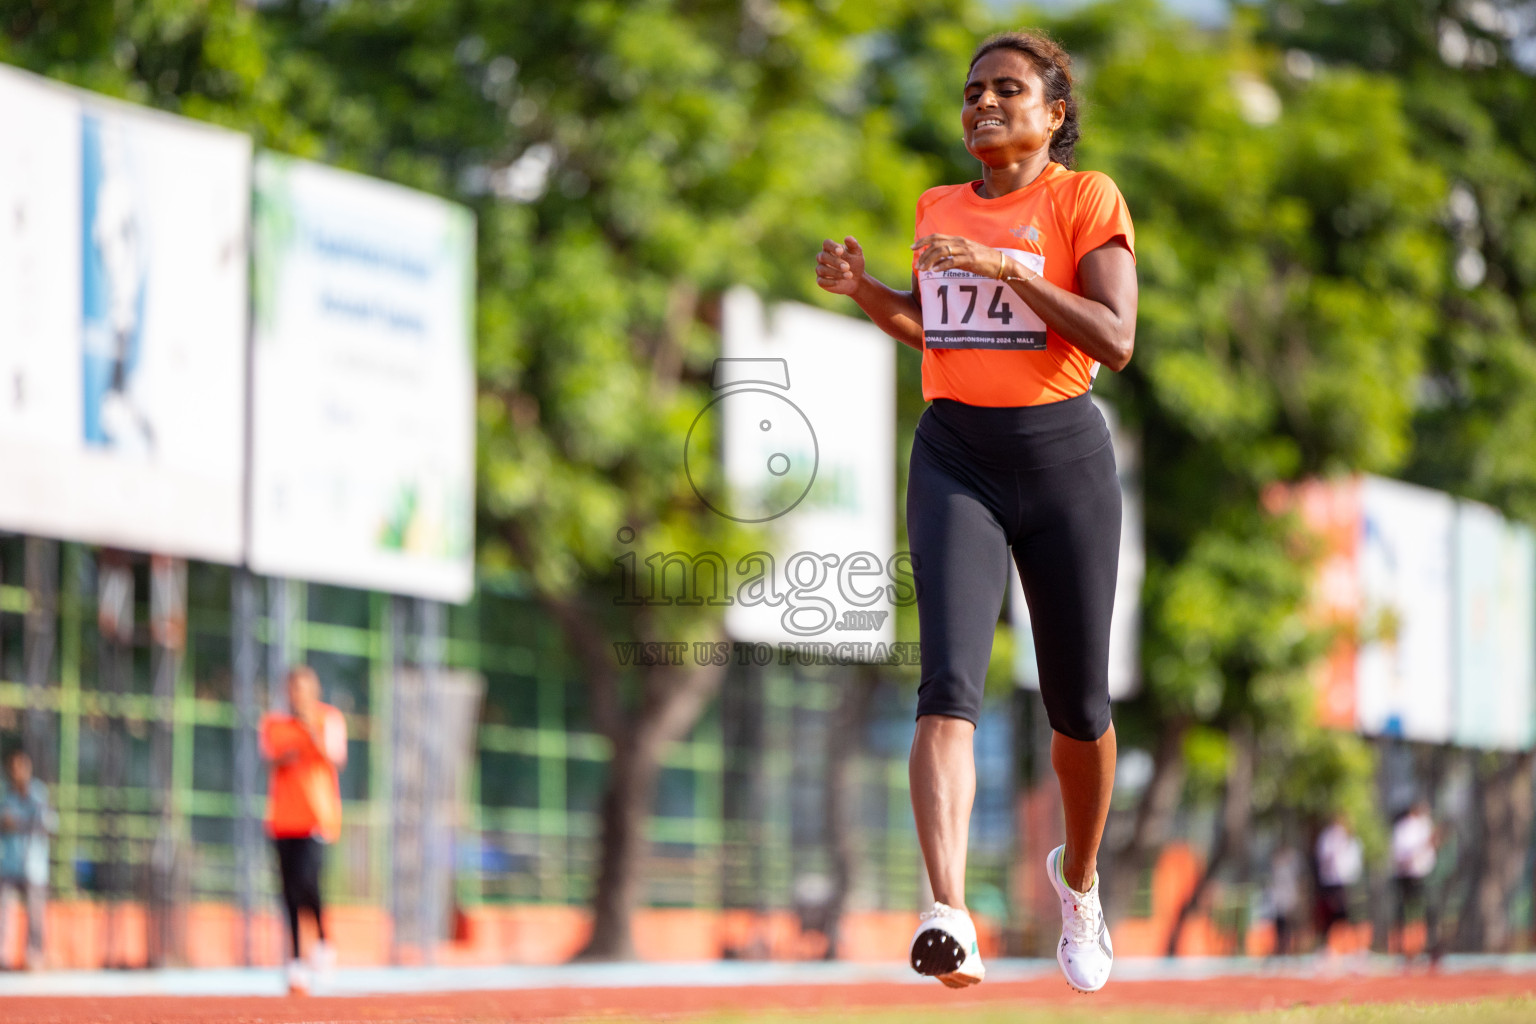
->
<box><xmin>913</xmin><ymin>234</ymin><xmax>1004</xmax><ymax>278</ymax></box>
<box><xmin>816</xmin><ymin>236</ymin><xmax>866</xmax><ymax>296</ymax></box>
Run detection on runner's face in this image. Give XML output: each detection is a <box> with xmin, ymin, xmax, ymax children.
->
<box><xmin>962</xmin><ymin>50</ymin><xmax>1063</xmax><ymax>163</ymax></box>
<box><xmin>288</xmin><ymin>672</ymin><xmax>319</xmax><ymax>715</ymax></box>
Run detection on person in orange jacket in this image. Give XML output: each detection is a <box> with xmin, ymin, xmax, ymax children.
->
<box><xmin>260</xmin><ymin>665</ymin><xmax>347</xmax><ymax>994</ymax></box>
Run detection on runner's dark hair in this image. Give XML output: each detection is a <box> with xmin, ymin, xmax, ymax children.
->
<box><xmin>969</xmin><ymin>31</ymin><xmax>1080</xmax><ymax>169</ymax></box>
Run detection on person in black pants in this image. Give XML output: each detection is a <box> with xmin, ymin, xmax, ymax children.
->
<box><xmin>260</xmin><ymin>667</ymin><xmax>348</xmax><ymax>993</ymax></box>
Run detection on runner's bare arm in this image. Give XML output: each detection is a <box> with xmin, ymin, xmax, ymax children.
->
<box><xmin>259</xmin><ymin>716</ymin><xmax>303</xmax><ymax>765</ymax></box>
<box><xmin>286</xmin><ymin>712</ymin><xmax>346</xmax><ymax>770</ymax></box>
<box><xmin>914</xmin><ymin>234</ymin><xmax>1137</xmax><ymax>371</ymax></box>
<box><xmin>815</xmin><ymin>237</ymin><xmax>924</xmax><ymax>351</ymax></box>
<box><xmin>322</xmin><ymin>710</ymin><xmax>348</xmax><ymax>770</ymax></box>
<box><xmin>851</xmin><ymin>273</ymin><xmax>924</xmax><ymax>352</ymax></box>
<box><xmin>1040</xmin><ymin>240</ymin><xmax>1136</xmax><ymax>370</ymax></box>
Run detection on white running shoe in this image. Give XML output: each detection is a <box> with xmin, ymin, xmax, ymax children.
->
<box><xmin>307</xmin><ymin>939</ymin><xmax>334</xmax><ymax>976</ymax></box>
<box><xmin>285</xmin><ymin>958</ymin><xmax>312</xmax><ymax>996</ymax></box>
<box><xmin>309</xmin><ymin>939</ymin><xmax>336</xmax><ymax>975</ymax></box>
<box><xmin>909</xmin><ymin>901</ymin><xmax>986</xmax><ymax>988</ymax></box>
<box><xmin>1047</xmin><ymin>845</ymin><xmax>1113</xmax><ymax>993</ymax></box>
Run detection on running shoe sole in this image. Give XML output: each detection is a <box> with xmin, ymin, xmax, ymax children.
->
<box><xmin>1058</xmin><ymin>960</ymin><xmax>1096</xmax><ymax>995</ymax></box>
<box><xmin>909</xmin><ymin>926</ymin><xmax>967</xmax><ymax>977</ymax></box>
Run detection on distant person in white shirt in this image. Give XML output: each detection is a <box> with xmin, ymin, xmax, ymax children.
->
<box><xmin>1314</xmin><ymin>815</ymin><xmax>1362</xmax><ymax>950</ymax></box>
<box><xmin>1391</xmin><ymin>799</ymin><xmax>1439</xmax><ymax>961</ymax></box>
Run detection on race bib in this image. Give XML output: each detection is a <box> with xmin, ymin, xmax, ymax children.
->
<box><xmin>919</xmin><ymin>248</ymin><xmax>1046</xmax><ymax>350</ymax></box>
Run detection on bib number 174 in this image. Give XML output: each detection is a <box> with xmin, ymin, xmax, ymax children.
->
<box><xmin>934</xmin><ymin>283</ymin><xmax>1017</xmax><ymax>326</ymax></box>
<box><xmin>919</xmin><ymin>247</ymin><xmax>1046</xmax><ymax>350</ymax></box>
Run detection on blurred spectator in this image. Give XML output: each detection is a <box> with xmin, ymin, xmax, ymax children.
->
<box><xmin>0</xmin><ymin>748</ymin><xmax>56</xmax><ymax>970</ymax></box>
<box><xmin>1314</xmin><ymin>815</ymin><xmax>1362</xmax><ymax>950</ymax></box>
<box><xmin>1391</xmin><ymin>799</ymin><xmax>1439</xmax><ymax>961</ymax></box>
<box><xmin>1268</xmin><ymin>845</ymin><xmax>1306</xmax><ymax>956</ymax></box>
<box><xmin>260</xmin><ymin>666</ymin><xmax>347</xmax><ymax>995</ymax></box>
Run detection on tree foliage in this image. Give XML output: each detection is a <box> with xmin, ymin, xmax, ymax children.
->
<box><xmin>1262</xmin><ymin>0</ymin><xmax>1536</xmax><ymax>951</ymax></box>
<box><xmin>1261</xmin><ymin>0</ymin><xmax>1536</xmax><ymax>516</ymax></box>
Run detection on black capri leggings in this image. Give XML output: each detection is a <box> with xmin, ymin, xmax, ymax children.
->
<box><xmin>907</xmin><ymin>393</ymin><xmax>1120</xmax><ymax>740</ymax></box>
<box><xmin>274</xmin><ymin>836</ymin><xmax>326</xmax><ymax>957</ymax></box>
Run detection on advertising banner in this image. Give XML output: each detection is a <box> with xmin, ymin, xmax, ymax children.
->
<box><xmin>1355</xmin><ymin>476</ymin><xmax>1456</xmax><ymax>742</ymax></box>
<box><xmin>1280</xmin><ymin>476</ymin><xmax>1364</xmax><ymax>730</ymax></box>
<box><xmin>1494</xmin><ymin>524</ymin><xmax>1536</xmax><ymax>749</ymax></box>
<box><xmin>1453</xmin><ymin>504</ymin><xmax>1536</xmax><ymax>749</ymax></box>
<box><xmin>1285</xmin><ymin>475</ymin><xmax>1536</xmax><ymax>749</ymax></box>
<box><xmin>717</xmin><ymin>288</ymin><xmax>896</xmax><ymax>652</ymax></box>
<box><xmin>249</xmin><ymin>153</ymin><xmax>476</xmax><ymax>602</ymax></box>
<box><xmin>0</xmin><ymin>65</ymin><xmax>249</xmax><ymax>561</ymax></box>
<box><xmin>1011</xmin><ymin>399</ymin><xmax>1144</xmax><ymax>699</ymax></box>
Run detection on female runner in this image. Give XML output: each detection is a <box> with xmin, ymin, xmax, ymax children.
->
<box><xmin>814</xmin><ymin>30</ymin><xmax>1136</xmax><ymax>994</ymax></box>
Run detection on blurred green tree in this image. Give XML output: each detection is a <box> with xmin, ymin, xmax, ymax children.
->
<box><xmin>455</xmin><ymin>0</ymin><xmax>949</xmax><ymax>959</ymax></box>
<box><xmin>1262</xmin><ymin>0</ymin><xmax>1536</xmax><ymax>953</ymax></box>
<box><xmin>255</xmin><ymin>0</ymin><xmax>961</xmax><ymax>958</ymax></box>
<box><xmin>1260</xmin><ymin>0</ymin><xmax>1536</xmax><ymax>516</ymax></box>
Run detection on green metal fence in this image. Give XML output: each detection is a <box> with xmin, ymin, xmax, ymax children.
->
<box><xmin>0</xmin><ymin>535</ymin><xmax>1017</xmax><ymax>946</ymax></box>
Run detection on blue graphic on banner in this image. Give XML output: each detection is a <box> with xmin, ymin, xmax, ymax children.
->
<box><xmin>81</xmin><ymin>113</ymin><xmax>151</xmax><ymax>454</ymax></box>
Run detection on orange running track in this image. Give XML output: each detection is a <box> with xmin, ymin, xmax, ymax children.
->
<box><xmin>2</xmin><ymin>969</ymin><xmax>1534</xmax><ymax>1023</ymax></box>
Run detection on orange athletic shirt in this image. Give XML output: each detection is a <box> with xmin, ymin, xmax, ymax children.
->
<box><xmin>260</xmin><ymin>704</ymin><xmax>347</xmax><ymax>842</ymax></box>
<box><xmin>914</xmin><ymin>161</ymin><xmax>1136</xmax><ymax>407</ymax></box>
